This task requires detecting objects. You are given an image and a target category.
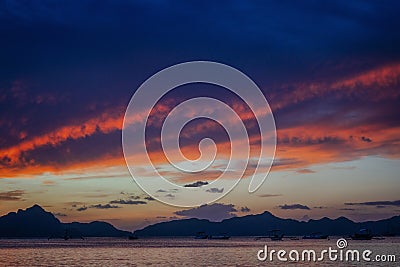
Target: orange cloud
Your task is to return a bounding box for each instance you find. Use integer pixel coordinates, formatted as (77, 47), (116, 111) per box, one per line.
(273, 123), (400, 171)
(0, 150), (125, 178)
(0, 108), (123, 164)
(1, 63), (399, 178)
(0, 106), (128, 178)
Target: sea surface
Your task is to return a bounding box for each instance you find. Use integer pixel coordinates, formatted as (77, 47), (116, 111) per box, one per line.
(0, 237), (398, 266)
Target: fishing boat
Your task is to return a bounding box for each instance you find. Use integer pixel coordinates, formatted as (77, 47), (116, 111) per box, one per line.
(269, 229), (284, 241)
(351, 229), (373, 240)
(255, 229), (284, 241)
(194, 231), (208, 239)
(63, 229), (71, 240)
(128, 235), (138, 240)
(48, 229), (84, 240)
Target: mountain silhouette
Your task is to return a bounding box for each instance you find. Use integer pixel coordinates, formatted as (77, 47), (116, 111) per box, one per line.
(0, 205), (129, 238)
(2, 205), (399, 238)
(134, 211), (400, 237)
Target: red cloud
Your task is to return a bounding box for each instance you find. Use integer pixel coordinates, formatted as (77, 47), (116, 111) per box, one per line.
(271, 63), (400, 110)
(1, 63), (399, 178)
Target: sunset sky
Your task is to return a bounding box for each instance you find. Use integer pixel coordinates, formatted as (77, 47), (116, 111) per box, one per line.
(1, 1), (400, 231)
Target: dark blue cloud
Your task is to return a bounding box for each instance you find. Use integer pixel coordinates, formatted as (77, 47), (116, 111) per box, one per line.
(345, 200), (400, 207)
(184, 181), (209, 187)
(109, 199), (147, 205)
(278, 204), (310, 210)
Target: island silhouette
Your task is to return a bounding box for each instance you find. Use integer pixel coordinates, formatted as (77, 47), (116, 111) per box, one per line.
(0, 205), (398, 238)
(0, 205), (129, 238)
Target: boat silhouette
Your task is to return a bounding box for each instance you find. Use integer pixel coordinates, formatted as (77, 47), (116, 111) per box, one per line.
(194, 231), (208, 239)
(351, 229), (373, 240)
(128, 235), (138, 240)
(269, 230), (284, 241)
(48, 228), (84, 240)
(255, 229), (284, 241)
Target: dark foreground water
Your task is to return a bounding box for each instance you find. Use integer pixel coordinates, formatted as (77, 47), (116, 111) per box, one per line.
(0, 237), (398, 266)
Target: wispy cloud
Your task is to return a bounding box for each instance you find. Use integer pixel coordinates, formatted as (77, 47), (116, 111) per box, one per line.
(144, 196), (155, 201)
(0, 190), (25, 201)
(313, 206), (328, 209)
(42, 180), (55, 185)
(240, 206), (251, 212)
(278, 204), (310, 210)
(64, 173), (128, 181)
(258, 194), (282, 198)
(361, 136), (372, 143)
(109, 199), (147, 205)
(90, 204), (120, 209)
(76, 203), (120, 211)
(345, 200), (400, 207)
(0, 108), (124, 173)
(76, 206), (88, 212)
(206, 187), (224, 193)
(296, 169), (315, 174)
(184, 181), (209, 187)
(271, 63), (400, 110)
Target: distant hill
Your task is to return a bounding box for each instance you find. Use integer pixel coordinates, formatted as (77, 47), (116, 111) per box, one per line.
(2, 205), (399, 238)
(64, 221), (129, 237)
(0, 205), (129, 238)
(134, 211), (400, 237)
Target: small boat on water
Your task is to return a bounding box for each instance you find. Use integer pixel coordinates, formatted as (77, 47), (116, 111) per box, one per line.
(63, 229), (71, 240)
(255, 229), (284, 241)
(269, 229), (284, 241)
(270, 234), (284, 241)
(351, 229), (373, 240)
(128, 235), (138, 240)
(48, 229), (84, 240)
(303, 232), (329, 239)
(194, 231), (208, 239)
(208, 233), (230, 240)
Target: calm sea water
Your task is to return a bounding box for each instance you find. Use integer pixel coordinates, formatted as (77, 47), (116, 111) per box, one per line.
(0, 237), (398, 266)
